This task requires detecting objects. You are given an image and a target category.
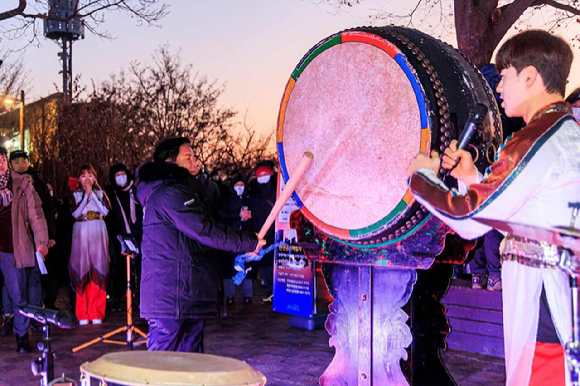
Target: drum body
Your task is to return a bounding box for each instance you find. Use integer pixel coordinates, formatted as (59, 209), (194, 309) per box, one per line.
(278, 26), (502, 249)
(80, 351), (266, 386)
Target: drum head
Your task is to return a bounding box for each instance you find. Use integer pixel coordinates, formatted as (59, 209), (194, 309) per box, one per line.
(80, 351), (267, 386)
(279, 31), (429, 240)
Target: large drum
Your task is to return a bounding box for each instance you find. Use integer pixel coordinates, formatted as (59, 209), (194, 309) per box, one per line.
(278, 26), (502, 248)
(80, 351), (266, 386)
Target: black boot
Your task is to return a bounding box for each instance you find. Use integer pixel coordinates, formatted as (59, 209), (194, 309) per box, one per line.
(0, 315), (13, 337)
(15, 333), (31, 353)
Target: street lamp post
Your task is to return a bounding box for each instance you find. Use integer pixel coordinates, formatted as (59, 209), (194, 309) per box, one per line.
(4, 90), (26, 150)
(19, 90), (25, 150)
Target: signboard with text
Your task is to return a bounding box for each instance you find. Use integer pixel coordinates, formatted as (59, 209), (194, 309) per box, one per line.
(273, 175), (315, 318)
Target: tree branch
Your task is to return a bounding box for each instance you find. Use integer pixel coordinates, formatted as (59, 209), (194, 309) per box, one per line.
(494, 0), (537, 40)
(0, 0), (27, 21)
(2, 0), (168, 46)
(541, 0), (580, 15)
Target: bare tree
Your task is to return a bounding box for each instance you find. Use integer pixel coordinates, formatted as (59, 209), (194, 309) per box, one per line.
(327, 0), (580, 67)
(29, 45), (275, 198)
(114, 45), (275, 174)
(0, 53), (29, 148)
(0, 53), (28, 110)
(217, 111), (276, 177)
(0, 0), (168, 43)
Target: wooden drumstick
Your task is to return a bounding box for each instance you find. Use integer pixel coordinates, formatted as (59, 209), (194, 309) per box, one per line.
(257, 152), (313, 241)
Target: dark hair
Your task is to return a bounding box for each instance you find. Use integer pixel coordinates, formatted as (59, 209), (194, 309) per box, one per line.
(566, 87), (580, 105)
(153, 137), (190, 163)
(496, 30), (572, 97)
(0, 146), (6, 157)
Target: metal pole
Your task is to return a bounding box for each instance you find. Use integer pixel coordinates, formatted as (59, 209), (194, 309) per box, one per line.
(19, 90), (24, 150)
(68, 40), (73, 101)
(568, 274), (580, 385)
(61, 38), (68, 102)
(41, 324), (54, 386)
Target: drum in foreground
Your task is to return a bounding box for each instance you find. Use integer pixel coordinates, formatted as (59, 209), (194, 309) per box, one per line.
(278, 26), (502, 248)
(80, 351), (266, 386)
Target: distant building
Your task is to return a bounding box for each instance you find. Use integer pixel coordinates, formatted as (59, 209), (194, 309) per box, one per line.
(0, 92), (62, 155)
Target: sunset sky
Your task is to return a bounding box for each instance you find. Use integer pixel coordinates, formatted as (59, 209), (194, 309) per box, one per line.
(3, 0), (580, 136)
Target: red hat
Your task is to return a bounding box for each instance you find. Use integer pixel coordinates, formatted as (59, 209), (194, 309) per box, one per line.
(255, 165), (274, 178)
(68, 177), (79, 192)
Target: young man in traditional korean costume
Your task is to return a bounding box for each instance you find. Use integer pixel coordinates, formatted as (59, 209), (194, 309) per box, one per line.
(406, 30), (580, 386)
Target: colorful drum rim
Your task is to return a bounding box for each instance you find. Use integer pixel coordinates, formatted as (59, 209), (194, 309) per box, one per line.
(277, 30), (431, 245)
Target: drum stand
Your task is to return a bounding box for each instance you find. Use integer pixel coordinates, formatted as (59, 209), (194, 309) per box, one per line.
(72, 253), (147, 353)
(560, 202), (580, 385)
(30, 324), (56, 386)
(557, 248), (580, 385)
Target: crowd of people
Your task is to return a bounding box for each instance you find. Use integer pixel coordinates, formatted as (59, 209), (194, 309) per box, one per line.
(0, 139), (275, 353)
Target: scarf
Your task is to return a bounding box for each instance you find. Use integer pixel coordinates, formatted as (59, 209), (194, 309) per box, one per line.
(116, 180), (137, 234)
(0, 170), (13, 207)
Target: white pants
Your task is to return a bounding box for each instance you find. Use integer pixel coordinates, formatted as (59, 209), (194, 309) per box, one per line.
(502, 261), (572, 386)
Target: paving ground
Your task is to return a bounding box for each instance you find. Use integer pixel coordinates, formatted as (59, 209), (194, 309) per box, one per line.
(0, 287), (505, 386)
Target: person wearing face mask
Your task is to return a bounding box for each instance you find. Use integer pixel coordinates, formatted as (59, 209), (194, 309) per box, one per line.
(216, 173), (254, 306)
(0, 146), (49, 352)
(69, 165), (110, 325)
(105, 163), (144, 312)
(246, 161), (277, 304)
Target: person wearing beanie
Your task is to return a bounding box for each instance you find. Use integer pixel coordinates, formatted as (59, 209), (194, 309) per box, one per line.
(105, 163), (143, 312)
(246, 161), (277, 304)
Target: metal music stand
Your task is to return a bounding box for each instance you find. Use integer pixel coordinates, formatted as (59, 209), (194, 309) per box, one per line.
(19, 305), (77, 386)
(72, 239), (146, 353)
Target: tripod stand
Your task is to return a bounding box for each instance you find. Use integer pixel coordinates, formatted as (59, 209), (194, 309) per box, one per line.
(72, 252), (147, 353)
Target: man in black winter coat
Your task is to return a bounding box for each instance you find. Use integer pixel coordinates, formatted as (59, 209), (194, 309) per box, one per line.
(136, 137), (263, 353)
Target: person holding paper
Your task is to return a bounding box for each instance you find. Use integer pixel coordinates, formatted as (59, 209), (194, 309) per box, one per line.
(0, 146), (49, 353)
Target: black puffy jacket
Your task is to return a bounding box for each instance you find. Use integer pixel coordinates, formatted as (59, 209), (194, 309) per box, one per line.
(136, 162), (258, 319)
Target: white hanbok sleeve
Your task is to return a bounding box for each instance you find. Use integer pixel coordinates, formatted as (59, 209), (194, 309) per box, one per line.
(93, 190), (109, 216)
(71, 191), (89, 219)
